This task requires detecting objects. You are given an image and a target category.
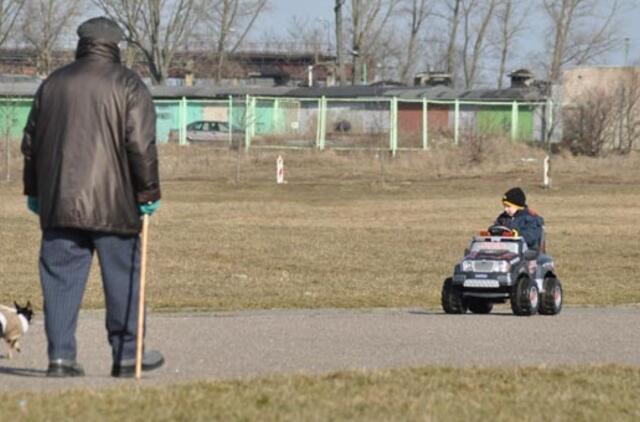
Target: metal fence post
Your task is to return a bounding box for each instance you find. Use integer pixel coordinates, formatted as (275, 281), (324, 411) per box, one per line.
(422, 98), (429, 150)
(454, 99), (460, 145)
(179, 97), (187, 145)
(273, 98), (279, 133)
(244, 95), (251, 150)
(389, 97), (398, 157)
(315, 98), (322, 149)
(319, 96), (327, 150)
(227, 95), (233, 146)
(511, 100), (519, 141)
(547, 99), (554, 144)
(389, 98), (394, 154)
(251, 96), (257, 138)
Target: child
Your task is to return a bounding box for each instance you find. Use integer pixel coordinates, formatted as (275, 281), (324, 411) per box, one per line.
(494, 187), (544, 250)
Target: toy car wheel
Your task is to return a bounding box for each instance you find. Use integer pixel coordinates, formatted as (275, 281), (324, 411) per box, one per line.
(466, 298), (493, 314)
(539, 277), (563, 315)
(510, 276), (539, 316)
(441, 278), (467, 314)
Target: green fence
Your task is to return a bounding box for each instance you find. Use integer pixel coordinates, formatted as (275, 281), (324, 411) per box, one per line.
(0, 95), (553, 154)
(162, 96), (552, 154)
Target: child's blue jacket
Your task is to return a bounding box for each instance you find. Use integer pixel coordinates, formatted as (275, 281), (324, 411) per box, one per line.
(494, 207), (544, 250)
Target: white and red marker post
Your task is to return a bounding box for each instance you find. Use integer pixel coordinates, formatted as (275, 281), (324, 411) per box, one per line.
(276, 155), (285, 184)
(543, 155), (551, 188)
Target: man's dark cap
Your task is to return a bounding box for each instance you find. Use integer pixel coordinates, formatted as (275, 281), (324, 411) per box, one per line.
(77, 17), (125, 43)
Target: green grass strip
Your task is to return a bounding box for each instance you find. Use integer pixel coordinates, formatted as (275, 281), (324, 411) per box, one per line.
(2, 365), (639, 421)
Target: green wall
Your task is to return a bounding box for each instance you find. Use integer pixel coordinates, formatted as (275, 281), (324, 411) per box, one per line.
(230, 99), (295, 135)
(0, 99), (33, 139)
(477, 105), (534, 140)
(0, 98), (204, 143)
(255, 99), (275, 134)
(1, 98), (538, 143)
(155, 101), (181, 142)
(154, 100), (205, 142)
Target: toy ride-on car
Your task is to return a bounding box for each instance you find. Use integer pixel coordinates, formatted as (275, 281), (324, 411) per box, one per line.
(441, 225), (563, 316)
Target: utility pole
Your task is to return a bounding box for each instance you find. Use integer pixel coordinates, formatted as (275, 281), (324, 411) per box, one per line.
(335, 0), (346, 85)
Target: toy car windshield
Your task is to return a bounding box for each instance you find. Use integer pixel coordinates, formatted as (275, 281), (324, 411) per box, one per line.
(469, 240), (519, 255)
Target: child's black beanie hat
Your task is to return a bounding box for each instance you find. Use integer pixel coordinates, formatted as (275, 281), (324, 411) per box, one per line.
(503, 187), (526, 207)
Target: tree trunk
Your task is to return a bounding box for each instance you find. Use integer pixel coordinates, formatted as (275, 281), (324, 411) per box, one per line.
(446, 0), (461, 83)
(351, 0), (361, 84)
(496, 0), (512, 89)
(548, 1), (571, 81)
(399, 0), (429, 85)
(465, 0), (496, 88)
(335, 0), (346, 86)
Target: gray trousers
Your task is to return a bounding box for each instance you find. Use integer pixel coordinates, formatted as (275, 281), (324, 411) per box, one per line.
(39, 228), (143, 364)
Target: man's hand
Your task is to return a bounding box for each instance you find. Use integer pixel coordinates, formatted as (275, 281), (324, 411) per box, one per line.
(139, 200), (160, 216)
(27, 196), (39, 215)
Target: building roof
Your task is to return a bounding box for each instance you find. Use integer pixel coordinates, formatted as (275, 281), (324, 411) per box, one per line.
(0, 81), (41, 97)
(285, 85), (388, 98)
(508, 68), (535, 78)
(374, 86), (547, 101)
(455, 87), (547, 101)
(0, 79), (548, 102)
(150, 85), (291, 98)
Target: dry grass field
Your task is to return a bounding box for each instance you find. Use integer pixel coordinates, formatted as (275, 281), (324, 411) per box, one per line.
(1, 141), (639, 311)
(1, 142), (639, 420)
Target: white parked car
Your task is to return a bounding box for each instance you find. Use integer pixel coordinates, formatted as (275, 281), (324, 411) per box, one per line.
(168, 120), (243, 146)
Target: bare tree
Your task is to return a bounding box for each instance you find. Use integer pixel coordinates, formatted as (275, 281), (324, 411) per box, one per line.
(285, 17), (331, 62)
(398, 0), (431, 84)
(335, 0), (346, 85)
(543, 0), (623, 81)
(563, 70), (640, 156)
(493, 0), (530, 88)
(349, 0), (397, 84)
(439, 0), (462, 80)
(613, 69), (640, 154)
(0, 0), (26, 47)
(0, 0), (26, 182)
(93, 0), (199, 85)
(460, 0), (496, 89)
(562, 88), (612, 156)
(20, 0), (83, 76)
(202, 0), (268, 83)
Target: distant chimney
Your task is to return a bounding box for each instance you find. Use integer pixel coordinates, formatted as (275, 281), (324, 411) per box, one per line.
(184, 72), (194, 87)
(414, 71), (452, 87)
(184, 58), (195, 87)
(508, 69), (535, 88)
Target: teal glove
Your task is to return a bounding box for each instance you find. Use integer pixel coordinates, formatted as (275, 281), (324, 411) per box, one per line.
(139, 200), (160, 216)
(27, 196), (39, 215)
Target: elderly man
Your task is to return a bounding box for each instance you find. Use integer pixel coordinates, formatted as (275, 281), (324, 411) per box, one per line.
(22, 17), (163, 377)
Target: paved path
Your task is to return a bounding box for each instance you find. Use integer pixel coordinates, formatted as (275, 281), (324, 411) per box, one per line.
(1, 306), (639, 392)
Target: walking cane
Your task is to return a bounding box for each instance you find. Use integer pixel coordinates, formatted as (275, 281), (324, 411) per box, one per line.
(135, 214), (150, 380)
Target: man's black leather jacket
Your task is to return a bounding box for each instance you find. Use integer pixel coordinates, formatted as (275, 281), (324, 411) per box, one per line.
(22, 38), (160, 235)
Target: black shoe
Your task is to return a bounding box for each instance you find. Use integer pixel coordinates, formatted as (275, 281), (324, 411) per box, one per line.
(47, 359), (85, 377)
(111, 350), (164, 378)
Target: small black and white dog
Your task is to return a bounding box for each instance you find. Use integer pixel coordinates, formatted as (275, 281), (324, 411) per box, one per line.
(0, 301), (34, 359)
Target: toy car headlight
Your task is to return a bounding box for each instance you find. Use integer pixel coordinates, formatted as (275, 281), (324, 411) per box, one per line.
(461, 260), (473, 272)
(495, 261), (511, 272)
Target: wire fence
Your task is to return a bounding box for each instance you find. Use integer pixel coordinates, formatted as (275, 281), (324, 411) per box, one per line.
(158, 96), (553, 154)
